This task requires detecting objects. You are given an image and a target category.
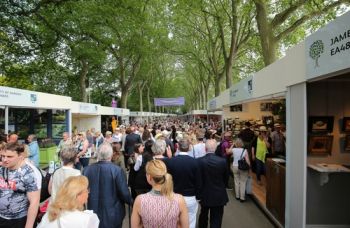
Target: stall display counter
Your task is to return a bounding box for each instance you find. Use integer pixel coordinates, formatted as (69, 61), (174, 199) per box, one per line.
(266, 158), (286, 226)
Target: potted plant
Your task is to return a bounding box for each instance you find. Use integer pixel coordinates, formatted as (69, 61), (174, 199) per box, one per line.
(39, 138), (58, 165)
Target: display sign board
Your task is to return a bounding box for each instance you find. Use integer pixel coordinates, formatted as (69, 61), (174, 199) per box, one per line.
(306, 11), (350, 80)
(0, 86), (39, 107)
(191, 110), (208, 115)
(114, 108), (130, 116)
(208, 98), (217, 110)
(154, 97), (185, 106)
(79, 103), (98, 114)
(229, 76), (253, 104)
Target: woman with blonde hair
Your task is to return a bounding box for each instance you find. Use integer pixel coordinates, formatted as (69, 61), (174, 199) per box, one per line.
(131, 160), (188, 228)
(75, 131), (90, 170)
(38, 176), (99, 228)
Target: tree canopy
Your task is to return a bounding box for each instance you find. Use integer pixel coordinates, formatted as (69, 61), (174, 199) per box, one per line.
(0, 0), (348, 112)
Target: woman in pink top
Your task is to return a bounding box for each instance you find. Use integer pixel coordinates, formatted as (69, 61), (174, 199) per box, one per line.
(131, 160), (189, 228)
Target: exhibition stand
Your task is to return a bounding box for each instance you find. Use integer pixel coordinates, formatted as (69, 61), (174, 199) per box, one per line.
(0, 86), (72, 140)
(71, 101), (100, 133)
(72, 102), (130, 133)
(0, 86), (131, 139)
(180, 110), (222, 123)
(129, 111), (176, 124)
(207, 10), (350, 228)
(286, 11), (350, 228)
(99, 106), (130, 133)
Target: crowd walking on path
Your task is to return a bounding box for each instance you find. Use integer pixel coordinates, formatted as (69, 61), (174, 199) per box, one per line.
(0, 116), (283, 228)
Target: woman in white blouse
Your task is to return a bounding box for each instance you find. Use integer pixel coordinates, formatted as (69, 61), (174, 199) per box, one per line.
(231, 138), (251, 202)
(48, 146), (81, 202)
(38, 176), (99, 228)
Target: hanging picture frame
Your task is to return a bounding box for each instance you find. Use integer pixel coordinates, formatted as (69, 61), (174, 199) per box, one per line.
(342, 117), (350, 132)
(308, 135), (333, 156)
(308, 116), (334, 133)
(344, 135), (350, 151)
(260, 102), (273, 111)
(262, 115), (274, 125)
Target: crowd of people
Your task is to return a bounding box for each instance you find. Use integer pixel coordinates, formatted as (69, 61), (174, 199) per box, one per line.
(0, 118), (285, 228)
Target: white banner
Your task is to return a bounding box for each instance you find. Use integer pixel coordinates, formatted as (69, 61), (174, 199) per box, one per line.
(208, 99), (217, 110)
(229, 76), (253, 104)
(79, 103), (98, 114)
(114, 108), (129, 116)
(306, 11), (350, 80)
(0, 86), (38, 107)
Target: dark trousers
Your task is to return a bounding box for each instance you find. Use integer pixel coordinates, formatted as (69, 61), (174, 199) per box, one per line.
(198, 205), (224, 228)
(75, 157), (90, 170)
(224, 156), (233, 188)
(255, 159), (266, 181)
(0, 216), (26, 228)
(124, 154), (130, 170)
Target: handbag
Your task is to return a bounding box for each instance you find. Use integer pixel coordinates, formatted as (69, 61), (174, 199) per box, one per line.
(238, 149), (250, 171)
(246, 175), (252, 194)
(82, 147), (92, 158)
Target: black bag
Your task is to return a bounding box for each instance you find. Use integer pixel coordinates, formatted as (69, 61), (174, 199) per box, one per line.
(35, 167), (51, 202)
(215, 142), (223, 157)
(238, 149), (250, 171)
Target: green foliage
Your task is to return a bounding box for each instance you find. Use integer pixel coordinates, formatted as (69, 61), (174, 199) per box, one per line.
(0, 75), (33, 90)
(39, 138), (56, 148)
(0, 0), (348, 113)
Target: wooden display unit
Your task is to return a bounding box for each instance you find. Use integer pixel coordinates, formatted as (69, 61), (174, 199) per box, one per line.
(266, 158), (286, 225)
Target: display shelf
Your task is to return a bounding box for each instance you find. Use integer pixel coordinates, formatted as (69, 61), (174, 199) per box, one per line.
(307, 163), (350, 186)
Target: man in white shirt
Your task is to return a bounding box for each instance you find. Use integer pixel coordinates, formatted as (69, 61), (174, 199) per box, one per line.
(191, 134), (206, 159)
(57, 132), (72, 155)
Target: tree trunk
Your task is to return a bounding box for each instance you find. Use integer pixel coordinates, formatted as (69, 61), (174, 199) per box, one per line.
(147, 86), (151, 112)
(201, 85), (205, 109)
(117, 55), (142, 109)
(214, 76), (221, 96)
(79, 59), (89, 102)
(198, 87), (203, 109)
(255, 0), (277, 66)
(203, 83), (208, 109)
(139, 86), (143, 112)
(120, 88), (128, 108)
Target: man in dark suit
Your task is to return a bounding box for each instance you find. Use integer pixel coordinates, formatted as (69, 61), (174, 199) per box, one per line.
(124, 126), (142, 168)
(198, 139), (229, 228)
(164, 138), (202, 228)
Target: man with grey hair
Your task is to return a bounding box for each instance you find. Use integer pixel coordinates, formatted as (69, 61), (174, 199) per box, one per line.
(164, 138), (201, 228)
(152, 139), (172, 159)
(56, 132), (72, 156)
(83, 143), (132, 228)
(198, 139), (229, 228)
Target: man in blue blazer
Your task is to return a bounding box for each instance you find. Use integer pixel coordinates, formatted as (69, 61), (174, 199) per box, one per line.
(198, 139), (229, 228)
(84, 143), (132, 228)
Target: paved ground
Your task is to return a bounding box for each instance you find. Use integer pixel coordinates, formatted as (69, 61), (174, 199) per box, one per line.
(122, 190), (274, 228)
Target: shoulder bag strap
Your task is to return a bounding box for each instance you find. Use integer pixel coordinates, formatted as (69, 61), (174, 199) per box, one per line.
(240, 148), (245, 159)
